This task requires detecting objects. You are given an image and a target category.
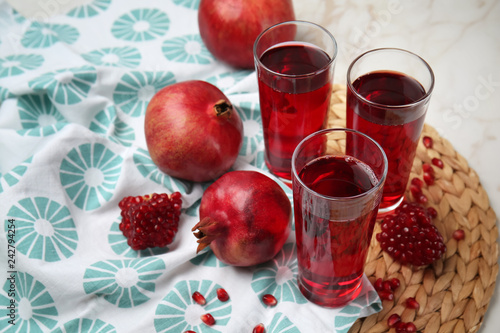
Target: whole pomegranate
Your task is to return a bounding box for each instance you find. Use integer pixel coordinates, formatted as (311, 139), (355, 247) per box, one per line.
(198, 0), (295, 69)
(192, 170), (292, 266)
(145, 80), (243, 182)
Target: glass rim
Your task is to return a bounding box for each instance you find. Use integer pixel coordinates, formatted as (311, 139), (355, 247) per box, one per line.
(253, 20), (338, 79)
(346, 47), (435, 109)
(291, 128), (388, 202)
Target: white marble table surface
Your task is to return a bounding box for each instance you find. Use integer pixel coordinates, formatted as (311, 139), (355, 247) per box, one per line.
(7, 0), (500, 332)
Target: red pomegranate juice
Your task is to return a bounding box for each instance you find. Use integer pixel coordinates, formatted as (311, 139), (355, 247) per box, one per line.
(295, 155), (379, 307)
(346, 70), (427, 210)
(258, 42), (332, 181)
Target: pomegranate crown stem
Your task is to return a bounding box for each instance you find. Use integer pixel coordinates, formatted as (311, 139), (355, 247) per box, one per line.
(214, 99), (233, 118)
(192, 216), (219, 253)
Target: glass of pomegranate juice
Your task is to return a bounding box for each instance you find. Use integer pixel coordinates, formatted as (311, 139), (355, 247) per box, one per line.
(292, 128), (387, 307)
(346, 48), (435, 214)
(254, 21), (337, 184)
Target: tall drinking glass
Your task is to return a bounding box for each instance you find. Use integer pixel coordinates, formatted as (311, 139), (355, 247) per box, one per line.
(254, 21), (337, 184)
(292, 128), (387, 308)
(346, 48), (434, 213)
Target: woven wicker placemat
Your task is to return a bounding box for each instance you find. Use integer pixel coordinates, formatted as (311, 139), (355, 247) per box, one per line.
(328, 85), (499, 333)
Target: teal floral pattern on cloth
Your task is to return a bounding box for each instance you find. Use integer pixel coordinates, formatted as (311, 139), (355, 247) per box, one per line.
(81, 46), (141, 68)
(133, 148), (192, 195)
(17, 93), (66, 136)
(190, 249), (229, 268)
(172, 0), (200, 10)
(237, 101), (264, 157)
(111, 8), (170, 42)
(0, 156), (32, 193)
(0, 272), (59, 331)
(89, 106), (135, 146)
(162, 34), (213, 64)
(251, 243), (307, 305)
(83, 258), (166, 308)
(112, 71), (175, 116)
(0, 0), (382, 331)
(28, 65), (97, 105)
(21, 22), (79, 48)
(268, 313), (301, 333)
(5, 197), (78, 262)
(0, 54), (44, 77)
(334, 290), (381, 333)
(59, 142), (123, 211)
(51, 318), (116, 333)
(66, 0), (112, 18)
(154, 280), (232, 332)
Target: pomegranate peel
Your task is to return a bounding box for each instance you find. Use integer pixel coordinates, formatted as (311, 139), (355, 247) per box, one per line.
(144, 80), (243, 182)
(192, 170), (292, 267)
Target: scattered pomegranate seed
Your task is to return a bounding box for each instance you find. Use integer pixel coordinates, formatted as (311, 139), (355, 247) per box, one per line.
(415, 193), (428, 204)
(374, 278), (383, 291)
(378, 290), (394, 301)
(411, 177), (424, 189)
(200, 313), (215, 326)
(423, 136), (433, 148)
(427, 207), (438, 219)
(422, 163), (434, 174)
(184, 331), (196, 333)
(262, 294), (278, 307)
(383, 280), (393, 292)
(216, 288), (229, 302)
(432, 157), (444, 169)
(405, 297), (420, 310)
(410, 184), (423, 199)
(423, 172), (434, 186)
(253, 323), (265, 333)
(396, 322), (417, 333)
(192, 291), (206, 305)
(390, 278), (400, 290)
(453, 229), (465, 241)
(387, 313), (402, 328)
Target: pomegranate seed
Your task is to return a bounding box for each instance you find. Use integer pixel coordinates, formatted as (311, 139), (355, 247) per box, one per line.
(184, 331), (196, 333)
(410, 184), (423, 198)
(200, 313), (215, 326)
(262, 294), (278, 307)
(378, 290), (394, 301)
(404, 322), (417, 332)
(416, 193), (428, 204)
(390, 278), (400, 290)
(216, 288), (229, 302)
(423, 136), (433, 148)
(387, 313), (401, 328)
(192, 291), (206, 305)
(374, 278), (383, 291)
(432, 157), (444, 169)
(423, 172), (434, 185)
(410, 177), (424, 189)
(405, 297), (420, 310)
(453, 229), (465, 241)
(383, 280), (393, 292)
(422, 163), (434, 174)
(427, 207), (438, 219)
(253, 323), (265, 333)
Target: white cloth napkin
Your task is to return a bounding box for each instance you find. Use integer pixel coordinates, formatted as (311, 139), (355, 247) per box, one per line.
(0, 1), (381, 332)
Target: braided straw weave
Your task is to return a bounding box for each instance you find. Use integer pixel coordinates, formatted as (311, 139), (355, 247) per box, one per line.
(327, 85), (499, 333)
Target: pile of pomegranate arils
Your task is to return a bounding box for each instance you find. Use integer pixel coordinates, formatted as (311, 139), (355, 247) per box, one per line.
(374, 135), (466, 333)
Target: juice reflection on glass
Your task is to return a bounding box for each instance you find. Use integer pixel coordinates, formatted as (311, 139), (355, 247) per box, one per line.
(346, 48), (434, 213)
(292, 128), (387, 308)
(254, 21), (337, 183)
